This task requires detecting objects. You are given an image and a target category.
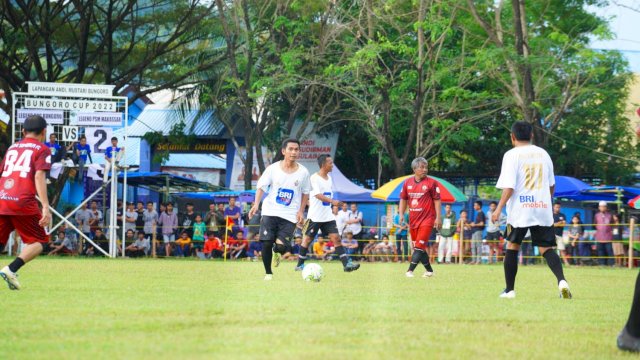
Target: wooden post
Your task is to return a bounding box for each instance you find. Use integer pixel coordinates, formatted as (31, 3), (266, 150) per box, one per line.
(629, 217), (636, 269)
(223, 216), (229, 262)
(459, 233), (464, 264)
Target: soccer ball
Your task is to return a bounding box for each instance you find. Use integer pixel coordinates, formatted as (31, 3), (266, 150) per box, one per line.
(301, 263), (324, 282)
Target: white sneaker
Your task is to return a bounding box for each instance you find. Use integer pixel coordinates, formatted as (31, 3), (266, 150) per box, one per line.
(264, 274), (273, 281)
(0, 266), (20, 290)
(558, 280), (572, 299)
(422, 271), (434, 278)
(499, 290), (516, 299)
(405, 271), (414, 278)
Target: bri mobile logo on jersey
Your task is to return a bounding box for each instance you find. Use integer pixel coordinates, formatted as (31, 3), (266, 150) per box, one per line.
(276, 188), (295, 206)
(519, 195), (548, 209)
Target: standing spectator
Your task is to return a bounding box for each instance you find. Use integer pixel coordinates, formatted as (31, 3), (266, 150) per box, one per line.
(612, 213), (626, 267)
(594, 201), (614, 266)
(485, 201), (505, 263)
(175, 231), (192, 257)
(157, 202), (178, 257)
(143, 202), (158, 241)
(224, 197), (243, 233)
(73, 135), (92, 183)
(204, 203), (223, 236)
(179, 203), (197, 238)
(88, 201), (103, 238)
(334, 204), (348, 237)
(469, 201), (485, 265)
(568, 215), (587, 265)
(135, 201), (145, 233)
(192, 214), (207, 255)
(457, 210), (472, 262)
(246, 202), (262, 239)
(62, 209), (78, 246)
(375, 235), (395, 262)
(125, 230), (150, 258)
(553, 202), (570, 266)
(346, 203), (364, 244)
(438, 204), (456, 264)
(124, 202), (137, 233)
(215, 203), (227, 235)
(246, 233), (263, 261)
(313, 236), (327, 259)
(103, 137), (124, 183)
(75, 203), (93, 241)
(393, 210), (410, 262)
(203, 231), (223, 259)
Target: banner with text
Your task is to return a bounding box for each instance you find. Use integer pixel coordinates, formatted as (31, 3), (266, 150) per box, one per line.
(70, 111), (123, 127)
(16, 109), (64, 124)
(290, 120), (339, 174)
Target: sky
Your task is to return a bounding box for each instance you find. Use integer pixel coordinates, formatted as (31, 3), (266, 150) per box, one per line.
(589, 0), (640, 73)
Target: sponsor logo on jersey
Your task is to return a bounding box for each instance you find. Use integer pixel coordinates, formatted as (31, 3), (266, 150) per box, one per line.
(519, 195), (548, 209)
(276, 188), (295, 206)
(408, 185), (413, 189)
(0, 189), (19, 201)
(422, 185), (427, 191)
(435, 186), (440, 193)
(3, 178), (14, 190)
(322, 192), (332, 206)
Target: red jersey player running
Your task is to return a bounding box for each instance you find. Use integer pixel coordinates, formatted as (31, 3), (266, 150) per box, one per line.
(399, 157), (441, 278)
(0, 115), (52, 290)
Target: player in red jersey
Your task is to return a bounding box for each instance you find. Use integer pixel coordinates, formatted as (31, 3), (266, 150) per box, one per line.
(0, 115), (52, 290)
(399, 157), (441, 278)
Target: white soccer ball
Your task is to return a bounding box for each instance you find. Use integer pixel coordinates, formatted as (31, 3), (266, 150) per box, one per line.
(301, 263), (324, 282)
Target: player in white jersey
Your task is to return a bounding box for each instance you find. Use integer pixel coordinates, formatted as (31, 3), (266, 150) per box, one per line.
(493, 122), (571, 299)
(249, 138), (310, 281)
(295, 155), (360, 272)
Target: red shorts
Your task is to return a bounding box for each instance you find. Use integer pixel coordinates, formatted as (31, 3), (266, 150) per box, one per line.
(0, 214), (48, 245)
(410, 224), (434, 251)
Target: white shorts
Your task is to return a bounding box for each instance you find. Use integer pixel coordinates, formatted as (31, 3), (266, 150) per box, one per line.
(163, 234), (175, 244)
(555, 235), (565, 251)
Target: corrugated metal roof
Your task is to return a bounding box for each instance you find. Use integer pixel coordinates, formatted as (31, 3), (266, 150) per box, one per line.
(162, 154), (226, 169)
(127, 109), (225, 137)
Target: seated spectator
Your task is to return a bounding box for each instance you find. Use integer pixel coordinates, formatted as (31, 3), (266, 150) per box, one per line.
(363, 238), (377, 262)
(229, 231), (248, 259)
(87, 228), (108, 256)
(246, 233), (263, 261)
(375, 235), (395, 262)
(323, 239), (335, 261)
(49, 231), (75, 256)
(192, 214), (207, 256)
(120, 229), (136, 255)
(283, 235), (302, 261)
(175, 231), (192, 257)
(203, 231), (224, 259)
(313, 236), (326, 260)
(126, 231), (150, 258)
(342, 230), (359, 256)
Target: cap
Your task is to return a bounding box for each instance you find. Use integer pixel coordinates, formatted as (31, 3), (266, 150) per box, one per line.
(598, 201), (607, 207)
(23, 115), (47, 132)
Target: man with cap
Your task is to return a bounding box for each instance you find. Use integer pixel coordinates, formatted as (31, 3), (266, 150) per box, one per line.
(594, 201), (614, 266)
(0, 115), (52, 290)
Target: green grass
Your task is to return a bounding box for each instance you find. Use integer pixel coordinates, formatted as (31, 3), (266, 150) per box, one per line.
(0, 257), (638, 359)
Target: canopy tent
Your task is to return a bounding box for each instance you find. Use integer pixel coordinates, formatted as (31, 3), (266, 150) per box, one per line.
(331, 165), (382, 202)
(117, 172), (222, 197)
(553, 176), (591, 198)
(371, 175), (467, 203)
(559, 185), (640, 204)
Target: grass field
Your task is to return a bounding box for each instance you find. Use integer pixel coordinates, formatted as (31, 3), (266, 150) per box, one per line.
(0, 257), (638, 360)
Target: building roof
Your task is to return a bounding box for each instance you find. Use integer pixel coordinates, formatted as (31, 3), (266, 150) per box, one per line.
(127, 108), (225, 137)
(162, 154), (226, 169)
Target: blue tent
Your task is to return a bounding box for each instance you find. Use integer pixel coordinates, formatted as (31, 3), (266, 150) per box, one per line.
(559, 185), (640, 203)
(553, 176), (591, 198)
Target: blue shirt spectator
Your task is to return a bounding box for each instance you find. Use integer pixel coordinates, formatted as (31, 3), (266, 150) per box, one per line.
(76, 143), (91, 162)
(105, 146), (121, 159)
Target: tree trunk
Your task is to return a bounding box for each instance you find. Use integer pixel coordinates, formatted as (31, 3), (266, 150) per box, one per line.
(243, 137), (254, 191)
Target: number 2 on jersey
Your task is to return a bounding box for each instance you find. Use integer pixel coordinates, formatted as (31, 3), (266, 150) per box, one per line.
(523, 163), (543, 190)
(2, 149), (33, 178)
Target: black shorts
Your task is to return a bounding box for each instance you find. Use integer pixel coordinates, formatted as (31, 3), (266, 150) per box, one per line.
(486, 231), (501, 241)
(259, 216), (296, 243)
(505, 225), (556, 248)
(302, 219), (339, 238)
